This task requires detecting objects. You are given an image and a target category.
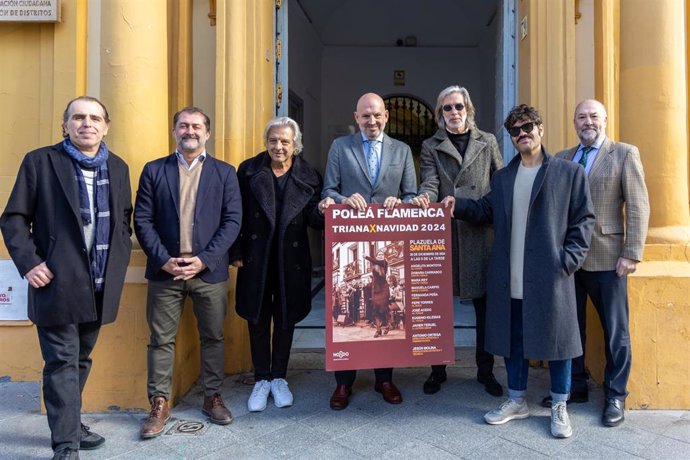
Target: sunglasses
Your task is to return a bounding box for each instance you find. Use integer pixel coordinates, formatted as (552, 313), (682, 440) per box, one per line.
(442, 103), (465, 112)
(507, 122), (535, 137)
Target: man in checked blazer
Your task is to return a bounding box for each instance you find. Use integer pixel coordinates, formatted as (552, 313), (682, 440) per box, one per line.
(542, 99), (650, 427)
(320, 92), (417, 410)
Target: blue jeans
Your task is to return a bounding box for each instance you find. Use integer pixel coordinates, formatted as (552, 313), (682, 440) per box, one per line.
(505, 299), (571, 402)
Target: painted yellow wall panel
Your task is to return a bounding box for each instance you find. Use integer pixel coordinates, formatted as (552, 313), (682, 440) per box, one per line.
(627, 262), (690, 409)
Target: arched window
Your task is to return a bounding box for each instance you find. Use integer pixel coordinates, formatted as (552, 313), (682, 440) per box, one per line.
(383, 95), (437, 176)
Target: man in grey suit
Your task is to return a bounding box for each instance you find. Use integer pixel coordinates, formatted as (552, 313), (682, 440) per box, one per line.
(541, 99), (650, 427)
(319, 92), (417, 410)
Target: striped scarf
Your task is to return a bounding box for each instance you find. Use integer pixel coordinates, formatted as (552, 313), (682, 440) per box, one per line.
(62, 138), (111, 293)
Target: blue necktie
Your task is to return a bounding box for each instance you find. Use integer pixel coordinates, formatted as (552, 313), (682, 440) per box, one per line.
(367, 140), (380, 183)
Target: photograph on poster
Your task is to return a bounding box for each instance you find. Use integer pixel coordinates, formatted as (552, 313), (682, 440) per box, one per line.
(331, 240), (406, 343)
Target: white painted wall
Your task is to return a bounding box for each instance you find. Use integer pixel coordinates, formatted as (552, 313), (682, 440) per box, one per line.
(319, 46), (482, 161)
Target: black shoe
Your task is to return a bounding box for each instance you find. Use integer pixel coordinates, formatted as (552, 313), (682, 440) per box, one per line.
(423, 370), (447, 394)
(602, 398), (625, 427)
(540, 389), (589, 408)
(79, 424), (105, 450)
(52, 449), (79, 460)
(477, 373), (503, 397)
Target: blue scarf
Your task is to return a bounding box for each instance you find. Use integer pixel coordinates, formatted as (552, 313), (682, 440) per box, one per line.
(62, 138), (111, 293)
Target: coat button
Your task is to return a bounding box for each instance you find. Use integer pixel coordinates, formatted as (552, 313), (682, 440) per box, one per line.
(294, 265), (301, 270)
(254, 212), (260, 218)
(251, 234), (257, 240)
(292, 242), (298, 247)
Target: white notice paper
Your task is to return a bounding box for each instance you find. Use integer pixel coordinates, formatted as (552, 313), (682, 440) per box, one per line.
(0, 260), (29, 321)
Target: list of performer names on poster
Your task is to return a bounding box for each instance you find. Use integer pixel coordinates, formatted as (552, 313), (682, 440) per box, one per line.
(409, 239), (446, 356)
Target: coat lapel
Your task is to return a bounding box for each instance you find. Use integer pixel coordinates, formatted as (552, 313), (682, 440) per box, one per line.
(587, 138), (614, 187)
(248, 155), (276, 228)
(528, 150), (550, 209)
(48, 146), (82, 224)
(350, 134), (372, 184)
(377, 134), (395, 187)
(502, 156), (520, 230)
(194, 156), (215, 220)
(106, 154), (119, 235)
(279, 157), (316, 232)
(164, 154), (180, 218)
(460, 130), (487, 173)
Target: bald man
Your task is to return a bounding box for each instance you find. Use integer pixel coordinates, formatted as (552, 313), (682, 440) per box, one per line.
(542, 99), (649, 427)
(320, 93), (417, 410)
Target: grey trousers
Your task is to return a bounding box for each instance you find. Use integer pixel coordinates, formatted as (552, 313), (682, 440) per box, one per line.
(146, 278), (228, 399)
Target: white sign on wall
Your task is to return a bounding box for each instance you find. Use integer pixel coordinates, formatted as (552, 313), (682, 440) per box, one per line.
(0, 260), (29, 321)
(0, 0), (60, 23)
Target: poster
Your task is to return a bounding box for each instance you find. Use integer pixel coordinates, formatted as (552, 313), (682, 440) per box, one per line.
(0, 260), (29, 321)
(325, 203), (454, 371)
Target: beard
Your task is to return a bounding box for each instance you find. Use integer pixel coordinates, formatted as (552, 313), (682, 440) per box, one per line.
(578, 128), (599, 146)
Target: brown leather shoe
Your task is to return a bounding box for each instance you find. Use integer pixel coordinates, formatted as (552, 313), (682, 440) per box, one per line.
(374, 381), (403, 404)
(141, 396), (170, 439)
(203, 393), (233, 425)
(329, 384), (352, 410)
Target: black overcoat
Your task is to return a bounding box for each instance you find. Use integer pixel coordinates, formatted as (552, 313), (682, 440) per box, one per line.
(232, 152), (324, 327)
(455, 148), (595, 360)
(0, 143), (133, 327)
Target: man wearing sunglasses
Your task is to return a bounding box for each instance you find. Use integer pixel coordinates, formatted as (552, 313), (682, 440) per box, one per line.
(540, 100), (649, 427)
(443, 104), (594, 438)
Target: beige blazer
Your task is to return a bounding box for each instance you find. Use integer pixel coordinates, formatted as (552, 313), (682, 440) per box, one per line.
(557, 137), (650, 271)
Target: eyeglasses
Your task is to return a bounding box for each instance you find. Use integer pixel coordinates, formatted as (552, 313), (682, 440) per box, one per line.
(442, 103), (465, 112)
(507, 122), (535, 137)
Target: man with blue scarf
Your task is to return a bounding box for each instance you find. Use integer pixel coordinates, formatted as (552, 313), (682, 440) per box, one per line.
(1, 96), (133, 460)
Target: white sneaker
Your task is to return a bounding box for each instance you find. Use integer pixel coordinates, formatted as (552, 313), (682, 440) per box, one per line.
(270, 378), (294, 408)
(484, 398), (530, 425)
(551, 401), (573, 438)
(247, 380), (271, 412)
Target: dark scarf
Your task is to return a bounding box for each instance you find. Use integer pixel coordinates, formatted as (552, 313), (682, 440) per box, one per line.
(62, 138), (111, 293)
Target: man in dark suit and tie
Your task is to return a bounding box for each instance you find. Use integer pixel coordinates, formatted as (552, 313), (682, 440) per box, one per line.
(319, 92), (417, 410)
(134, 107), (242, 438)
(541, 99), (650, 427)
(1, 96), (133, 459)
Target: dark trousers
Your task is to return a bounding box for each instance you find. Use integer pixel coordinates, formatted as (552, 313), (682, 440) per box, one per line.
(572, 269), (631, 400)
(248, 282), (295, 381)
(335, 368), (393, 386)
(36, 319), (102, 452)
(432, 296), (494, 376)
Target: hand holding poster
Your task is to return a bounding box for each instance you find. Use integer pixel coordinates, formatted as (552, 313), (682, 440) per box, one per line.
(325, 203), (454, 371)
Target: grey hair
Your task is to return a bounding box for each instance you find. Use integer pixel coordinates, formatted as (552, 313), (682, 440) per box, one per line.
(434, 85), (476, 131)
(263, 116), (303, 154)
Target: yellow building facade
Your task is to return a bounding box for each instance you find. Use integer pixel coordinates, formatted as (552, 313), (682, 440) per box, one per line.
(0, 0), (688, 410)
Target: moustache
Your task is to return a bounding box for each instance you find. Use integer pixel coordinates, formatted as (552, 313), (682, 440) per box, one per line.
(182, 135), (199, 140)
(517, 135), (532, 142)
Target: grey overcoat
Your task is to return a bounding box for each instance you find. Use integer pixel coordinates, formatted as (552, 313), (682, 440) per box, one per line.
(419, 128), (503, 298)
(455, 148), (595, 360)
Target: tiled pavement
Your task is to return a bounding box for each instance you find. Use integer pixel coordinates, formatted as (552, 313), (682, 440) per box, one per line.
(1, 349), (689, 459)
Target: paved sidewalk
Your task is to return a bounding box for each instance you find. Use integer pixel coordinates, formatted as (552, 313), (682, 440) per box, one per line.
(1, 349), (688, 459)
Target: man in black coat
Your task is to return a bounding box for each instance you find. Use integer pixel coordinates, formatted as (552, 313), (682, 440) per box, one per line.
(135, 107), (242, 437)
(1, 96), (133, 459)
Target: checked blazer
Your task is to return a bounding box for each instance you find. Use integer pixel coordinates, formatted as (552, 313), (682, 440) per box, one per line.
(557, 137), (650, 271)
